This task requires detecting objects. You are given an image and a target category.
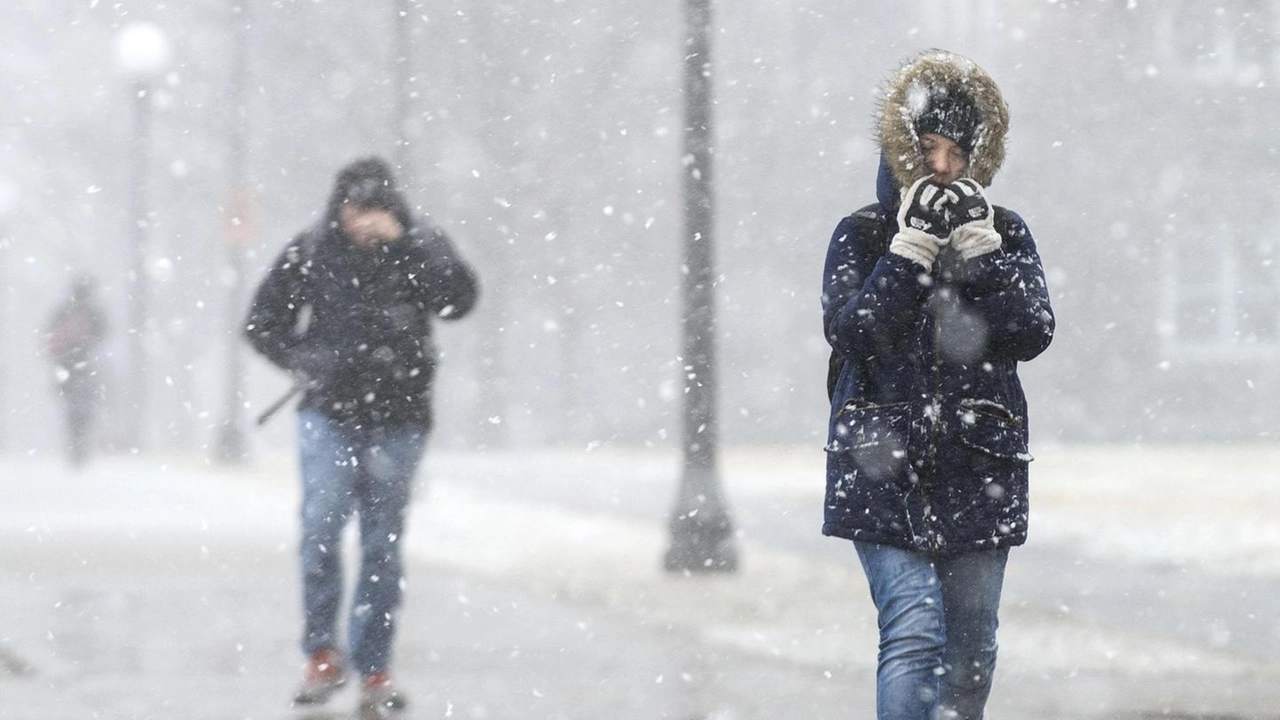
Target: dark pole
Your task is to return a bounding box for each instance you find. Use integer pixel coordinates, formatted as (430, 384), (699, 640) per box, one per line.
(392, 0), (412, 177)
(0, 215), (8, 455)
(214, 0), (251, 464)
(664, 0), (737, 574)
(0, 179), (14, 455)
(126, 77), (152, 451)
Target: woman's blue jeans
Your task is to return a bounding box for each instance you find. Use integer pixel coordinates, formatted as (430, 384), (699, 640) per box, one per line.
(297, 409), (428, 676)
(854, 542), (1009, 720)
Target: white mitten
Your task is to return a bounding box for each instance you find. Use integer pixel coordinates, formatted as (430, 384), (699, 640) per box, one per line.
(890, 176), (950, 270)
(945, 178), (1001, 260)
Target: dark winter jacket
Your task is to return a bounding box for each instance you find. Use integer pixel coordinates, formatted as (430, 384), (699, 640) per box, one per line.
(244, 212), (478, 429)
(46, 283), (108, 397)
(821, 52), (1054, 555)
(46, 292), (107, 371)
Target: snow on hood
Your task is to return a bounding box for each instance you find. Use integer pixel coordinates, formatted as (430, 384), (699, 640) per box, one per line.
(877, 49), (1010, 189)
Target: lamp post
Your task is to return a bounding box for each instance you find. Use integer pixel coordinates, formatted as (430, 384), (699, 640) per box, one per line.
(0, 176), (16, 455)
(392, 0), (413, 176)
(214, 1), (252, 464)
(663, 0), (737, 574)
(113, 22), (171, 452)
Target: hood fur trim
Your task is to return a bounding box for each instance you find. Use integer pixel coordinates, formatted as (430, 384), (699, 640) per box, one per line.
(877, 49), (1009, 189)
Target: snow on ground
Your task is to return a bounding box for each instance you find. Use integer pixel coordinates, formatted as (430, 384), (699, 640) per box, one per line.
(700, 443), (1280, 577)
(1031, 444), (1280, 577)
(6, 442), (1279, 684)
(409, 445), (1275, 678)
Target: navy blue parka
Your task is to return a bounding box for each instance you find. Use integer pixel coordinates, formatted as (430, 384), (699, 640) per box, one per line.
(821, 158), (1054, 555)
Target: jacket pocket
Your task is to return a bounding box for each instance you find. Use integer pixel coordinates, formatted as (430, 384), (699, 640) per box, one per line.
(955, 398), (1031, 461)
(828, 400), (911, 482)
(830, 400), (910, 448)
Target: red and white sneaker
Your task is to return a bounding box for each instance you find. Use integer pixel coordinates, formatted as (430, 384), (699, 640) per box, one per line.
(359, 671), (408, 712)
(292, 647), (348, 705)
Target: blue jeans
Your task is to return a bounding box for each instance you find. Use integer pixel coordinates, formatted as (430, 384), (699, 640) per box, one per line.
(854, 542), (1009, 720)
(298, 409), (428, 676)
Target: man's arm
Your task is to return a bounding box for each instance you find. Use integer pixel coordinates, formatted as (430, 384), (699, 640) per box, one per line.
(407, 225), (480, 321)
(243, 238), (310, 371)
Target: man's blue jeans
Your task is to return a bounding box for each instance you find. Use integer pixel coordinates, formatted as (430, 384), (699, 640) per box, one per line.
(298, 409), (428, 676)
(854, 542), (1009, 720)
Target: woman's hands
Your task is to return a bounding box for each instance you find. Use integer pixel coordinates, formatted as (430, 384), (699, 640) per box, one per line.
(889, 177), (1002, 269)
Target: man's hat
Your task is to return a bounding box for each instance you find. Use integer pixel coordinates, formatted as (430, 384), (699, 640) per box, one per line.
(330, 156), (402, 212)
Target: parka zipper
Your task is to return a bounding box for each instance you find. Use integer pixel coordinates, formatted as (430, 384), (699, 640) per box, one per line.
(921, 286), (946, 553)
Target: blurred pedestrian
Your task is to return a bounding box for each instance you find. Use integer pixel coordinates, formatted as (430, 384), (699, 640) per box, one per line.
(44, 276), (108, 467)
(244, 157), (479, 713)
(821, 49), (1055, 720)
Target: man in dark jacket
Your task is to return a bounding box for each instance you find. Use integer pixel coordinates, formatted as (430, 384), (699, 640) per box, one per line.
(821, 50), (1054, 720)
(244, 157), (478, 712)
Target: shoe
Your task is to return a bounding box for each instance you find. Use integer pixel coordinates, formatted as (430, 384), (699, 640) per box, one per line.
(359, 672), (408, 712)
(292, 647), (348, 705)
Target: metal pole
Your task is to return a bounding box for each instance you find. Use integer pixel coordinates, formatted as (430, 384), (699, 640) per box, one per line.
(215, 0), (251, 464)
(392, 0), (412, 177)
(126, 78), (151, 451)
(664, 0), (737, 574)
(0, 219), (7, 454)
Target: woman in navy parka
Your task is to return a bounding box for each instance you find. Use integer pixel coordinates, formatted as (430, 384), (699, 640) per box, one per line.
(821, 50), (1054, 719)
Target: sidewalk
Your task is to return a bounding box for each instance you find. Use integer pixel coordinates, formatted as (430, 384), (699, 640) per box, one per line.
(0, 508), (872, 720)
(1, 454), (875, 719)
(3, 445), (1280, 719)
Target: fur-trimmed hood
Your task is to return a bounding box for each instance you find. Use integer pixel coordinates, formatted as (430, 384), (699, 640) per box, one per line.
(877, 49), (1009, 189)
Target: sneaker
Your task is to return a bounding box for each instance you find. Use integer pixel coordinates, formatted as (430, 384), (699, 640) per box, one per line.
(292, 647), (348, 705)
(359, 672), (408, 712)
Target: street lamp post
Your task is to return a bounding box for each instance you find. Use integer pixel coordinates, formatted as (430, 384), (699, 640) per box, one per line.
(214, 1), (252, 464)
(0, 176), (17, 455)
(114, 22), (171, 452)
(392, 0), (413, 176)
(663, 0), (737, 574)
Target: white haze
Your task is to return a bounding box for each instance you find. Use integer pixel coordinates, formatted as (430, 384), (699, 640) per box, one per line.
(0, 1), (1274, 455)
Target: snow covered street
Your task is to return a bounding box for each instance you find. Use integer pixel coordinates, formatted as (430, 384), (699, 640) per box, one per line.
(3, 444), (1280, 718)
(8, 2), (1280, 718)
